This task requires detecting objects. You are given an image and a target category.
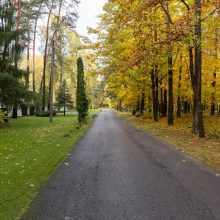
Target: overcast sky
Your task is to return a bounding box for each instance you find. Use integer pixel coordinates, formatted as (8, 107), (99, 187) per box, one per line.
(76, 0), (107, 36)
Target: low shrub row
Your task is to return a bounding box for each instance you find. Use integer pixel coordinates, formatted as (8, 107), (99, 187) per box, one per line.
(35, 111), (57, 117)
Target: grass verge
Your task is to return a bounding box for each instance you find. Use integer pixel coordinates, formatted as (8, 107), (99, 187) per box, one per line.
(117, 111), (220, 174)
(0, 115), (93, 220)
(88, 108), (102, 113)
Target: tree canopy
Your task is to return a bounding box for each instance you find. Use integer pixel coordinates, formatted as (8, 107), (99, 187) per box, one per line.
(91, 0), (220, 137)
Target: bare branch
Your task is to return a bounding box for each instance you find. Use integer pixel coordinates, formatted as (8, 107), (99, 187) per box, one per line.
(180, 0), (190, 11)
(158, 1), (173, 25)
(201, 6), (220, 22)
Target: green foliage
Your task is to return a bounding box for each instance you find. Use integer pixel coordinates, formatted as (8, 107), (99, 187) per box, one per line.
(0, 74), (16, 103)
(0, 73), (31, 106)
(0, 109), (5, 124)
(76, 57), (89, 123)
(35, 111), (56, 117)
(56, 80), (73, 114)
(0, 1), (25, 69)
(0, 108), (8, 124)
(0, 0), (29, 109)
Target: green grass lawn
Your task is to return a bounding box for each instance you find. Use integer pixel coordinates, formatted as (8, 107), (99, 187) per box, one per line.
(0, 115), (93, 220)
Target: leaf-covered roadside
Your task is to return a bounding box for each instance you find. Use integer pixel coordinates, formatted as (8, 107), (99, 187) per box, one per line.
(118, 112), (220, 174)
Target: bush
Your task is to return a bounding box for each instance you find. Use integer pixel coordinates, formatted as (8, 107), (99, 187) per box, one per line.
(0, 110), (4, 124)
(0, 108), (8, 123)
(35, 111), (56, 117)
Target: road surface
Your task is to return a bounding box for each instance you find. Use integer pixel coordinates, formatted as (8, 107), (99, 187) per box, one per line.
(22, 109), (220, 220)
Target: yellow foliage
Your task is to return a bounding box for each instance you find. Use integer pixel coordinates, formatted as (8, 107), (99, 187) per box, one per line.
(0, 109), (7, 124)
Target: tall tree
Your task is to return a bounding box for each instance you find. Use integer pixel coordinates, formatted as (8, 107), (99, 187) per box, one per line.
(32, 0), (44, 94)
(56, 80), (73, 116)
(192, 0), (205, 137)
(76, 57), (88, 124)
(42, 0), (55, 111)
(49, 39), (55, 122)
(210, 28), (218, 115)
(165, 1), (174, 125)
(0, 0), (28, 118)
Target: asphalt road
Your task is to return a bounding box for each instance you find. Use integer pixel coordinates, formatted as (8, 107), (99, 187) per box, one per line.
(22, 109), (220, 220)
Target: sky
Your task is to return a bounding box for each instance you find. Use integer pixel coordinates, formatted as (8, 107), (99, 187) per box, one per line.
(76, 0), (107, 36)
(35, 0), (106, 54)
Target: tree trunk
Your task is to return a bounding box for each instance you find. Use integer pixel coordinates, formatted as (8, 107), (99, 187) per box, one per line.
(33, 22), (36, 93)
(163, 90), (167, 117)
(166, 1), (174, 125)
(150, 68), (158, 122)
(60, 56), (63, 93)
(47, 0), (63, 111)
(192, 0), (205, 137)
(49, 0), (64, 116)
(14, 0), (21, 68)
(12, 106), (18, 119)
(155, 66), (159, 117)
(49, 40), (55, 122)
(26, 21), (30, 90)
(211, 29), (218, 116)
(211, 72), (216, 116)
(177, 97), (181, 118)
(177, 53), (183, 118)
(168, 54), (173, 125)
(13, 0), (21, 117)
(32, 1), (43, 93)
(118, 99), (122, 111)
(159, 80), (164, 117)
(140, 92), (145, 114)
(42, 3), (54, 111)
(64, 82), (66, 116)
(48, 72), (52, 110)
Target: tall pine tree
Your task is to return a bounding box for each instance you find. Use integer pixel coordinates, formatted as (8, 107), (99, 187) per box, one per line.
(56, 80), (73, 116)
(76, 57), (88, 124)
(0, 0), (28, 118)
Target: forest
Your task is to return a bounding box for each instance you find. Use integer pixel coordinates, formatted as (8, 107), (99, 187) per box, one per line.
(0, 0), (104, 123)
(91, 0), (220, 138)
(0, 0), (220, 138)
